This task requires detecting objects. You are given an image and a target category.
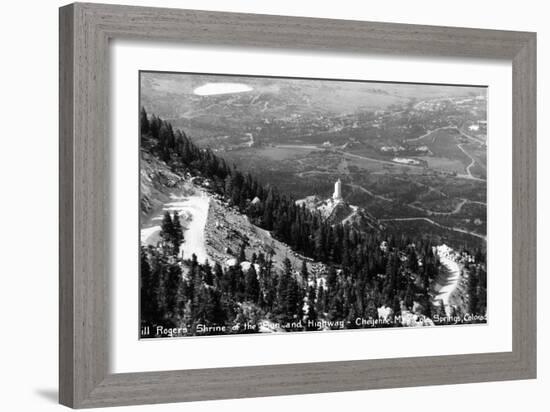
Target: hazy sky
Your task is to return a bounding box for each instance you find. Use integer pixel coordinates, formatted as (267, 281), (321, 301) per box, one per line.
(141, 71), (486, 99)
(140, 71), (486, 119)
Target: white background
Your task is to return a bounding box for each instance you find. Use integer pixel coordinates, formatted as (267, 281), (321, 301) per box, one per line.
(111, 42), (512, 373)
(0, 0), (547, 411)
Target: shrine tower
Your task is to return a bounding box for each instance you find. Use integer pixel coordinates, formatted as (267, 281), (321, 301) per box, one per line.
(333, 179), (343, 202)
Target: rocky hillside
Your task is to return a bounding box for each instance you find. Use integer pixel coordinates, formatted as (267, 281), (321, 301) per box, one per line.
(141, 150), (325, 274)
(296, 195), (383, 232)
(140, 150), (187, 218)
(204, 194), (325, 273)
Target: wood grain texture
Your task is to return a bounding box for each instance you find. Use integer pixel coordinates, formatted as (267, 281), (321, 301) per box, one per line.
(59, 4), (74, 406)
(59, 2), (537, 408)
(512, 34), (537, 374)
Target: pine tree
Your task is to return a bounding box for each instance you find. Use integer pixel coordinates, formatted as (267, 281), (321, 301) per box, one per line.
(392, 295), (401, 319)
(313, 227), (326, 261)
(244, 264), (260, 303)
(423, 296), (432, 319)
(364, 292), (378, 320)
(208, 288), (227, 326)
(408, 248), (419, 273)
(468, 268), (479, 315)
(437, 300), (447, 321)
(315, 285), (326, 315)
(286, 277), (303, 324)
(160, 212), (174, 252)
(327, 289), (343, 324)
(234, 266), (246, 302)
(276, 258), (293, 320)
(149, 115), (160, 139)
(191, 254), (202, 315)
(300, 259), (309, 284)
(262, 203), (273, 230)
(140, 247), (154, 325)
(203, 260), (214, 286)
(164, 264), (184, 325)
(262, 259), (277, 311)
(238, 243), (247, 263)
(213, 262), (224, 289)
(224, 174), (233, 201)
(306, 284), (318, 330)
(171, 211), (184, 256)
(404, 281), (414, 310)
(326, 265), (338, 292)
(158, 122), (172, 161)
(140, 107), (150, 134)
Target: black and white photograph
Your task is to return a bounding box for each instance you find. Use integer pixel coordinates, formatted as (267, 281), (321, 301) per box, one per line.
(2, 0), (543, 410)
(139, 71), (488, 339)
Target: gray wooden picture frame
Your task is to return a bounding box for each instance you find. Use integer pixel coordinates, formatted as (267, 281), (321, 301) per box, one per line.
(59, 2), (537, 408)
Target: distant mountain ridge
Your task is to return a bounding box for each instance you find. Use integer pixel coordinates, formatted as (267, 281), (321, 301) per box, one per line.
(141, 72), (480, 140)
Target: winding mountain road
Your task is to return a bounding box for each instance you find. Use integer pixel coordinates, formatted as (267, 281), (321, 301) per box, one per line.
(432, 245), (462, 315)
(379, 217), (486, 240)
(403, 126), (455, 143)
(457, 143), (477, 179)
(407, 198), (468, 216)
(348, 182), (393, 202)
(141, 192), (211, 263)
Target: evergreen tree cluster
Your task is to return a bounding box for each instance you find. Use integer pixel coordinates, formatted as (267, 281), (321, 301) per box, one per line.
(465, 251), (487, 318)
(139, 108), (487, 337)
(141, 107), (357, 265)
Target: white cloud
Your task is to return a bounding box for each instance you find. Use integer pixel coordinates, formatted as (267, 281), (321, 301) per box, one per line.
(193, 82), (253, 96)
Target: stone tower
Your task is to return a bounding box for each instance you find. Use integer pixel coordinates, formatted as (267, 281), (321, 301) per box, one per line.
(333, 179), (343, 202)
